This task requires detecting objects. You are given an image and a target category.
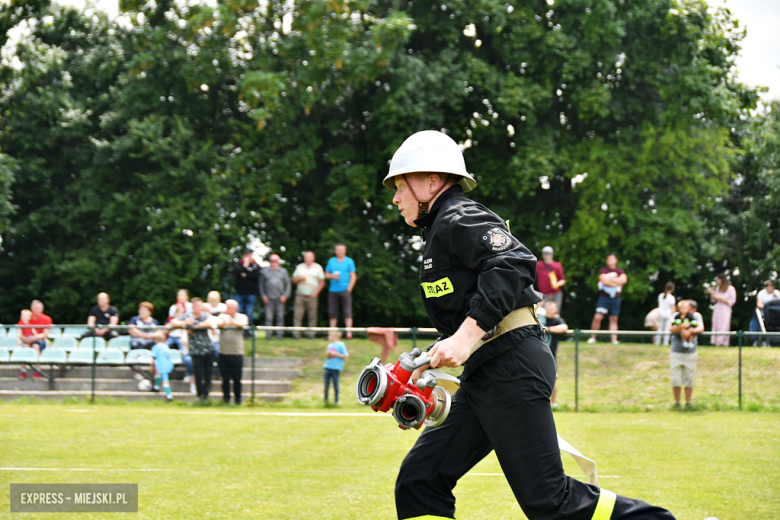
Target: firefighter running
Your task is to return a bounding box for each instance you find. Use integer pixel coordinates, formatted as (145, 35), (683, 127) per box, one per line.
(386, 130), (676, 520)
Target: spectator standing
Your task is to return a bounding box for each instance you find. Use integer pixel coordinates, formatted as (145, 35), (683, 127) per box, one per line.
(217, 299), (248, 405)
(235, 248), (261, 336)
(543, 300), (567, 409)
(169, 298), (217, 403)
(81, 292), (119, 341)
(325, 244), (357, 339)
(707, 273), (737, 346)
(150, 332), (174, 401)
(128, 302), (160, 350)
(292, 251), (325, 339)
(323, 331), (349, 405)
(260, 254), (291, 340)
(657, 282), (676, 346)
(669, 300), (704, 409)
(588, 253), (628, 344)
(536, 246), (566, 310)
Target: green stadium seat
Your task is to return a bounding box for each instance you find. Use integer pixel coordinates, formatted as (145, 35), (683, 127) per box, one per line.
(168, 349), (182, 365)
(125, 349), (153, 365)
(39, 349), (67, 364)
(96, 348), (125, 365)
(51, 337), (78, 351)
(62, 327), (88, 338)
(0, 337), (18, 349)
(107, 336), (132, 352)
(47, 327), (63, 339)
(68, 349), (96, 364)
(0, 346), (9, 362)
(10, 347), (39, 364)
(79, 337), (106, 350)
(6, 325), (18, 337)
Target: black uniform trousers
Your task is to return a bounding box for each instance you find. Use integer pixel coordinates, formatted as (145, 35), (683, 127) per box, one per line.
(218, 354), (243, 404)
(395, 328), (675, 520)
(191, 352), (215, 400)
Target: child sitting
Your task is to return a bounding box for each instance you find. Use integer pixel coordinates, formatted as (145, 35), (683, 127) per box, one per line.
(150, 331), (174, 401)
(323, 331), (349, 405)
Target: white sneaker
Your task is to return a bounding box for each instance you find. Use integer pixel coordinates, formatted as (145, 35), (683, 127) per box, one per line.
(183, 375), (190, 383)
(612, 340), (620, 345)
(190, 383), (197, 395)
(587, 338), (596, 344)
(552, 403), (559, 409)
(134, 373), (144, 381)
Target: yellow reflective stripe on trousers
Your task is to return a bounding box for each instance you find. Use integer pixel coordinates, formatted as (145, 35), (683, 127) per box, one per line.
(406, 516), (451, 519)
(592, 488), (617, 520)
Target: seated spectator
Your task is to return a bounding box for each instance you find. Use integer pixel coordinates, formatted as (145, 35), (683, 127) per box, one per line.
(18, 300), (52, 379)
(166, 292), (194, 393)
(751, 280), (780, 345)
(644, 307), (660, 344)
(544, 300), (568, 409)
(17, 309), (42, 380)
(81, 292), (119, 341)
(208, 291), (227, 315)
(128, 302), (160, 350)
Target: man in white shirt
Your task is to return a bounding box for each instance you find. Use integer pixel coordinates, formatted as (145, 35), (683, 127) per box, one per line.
(757, 280), (779, 310)
(292, 251), (325, 339)
(753, 280), (780, 346)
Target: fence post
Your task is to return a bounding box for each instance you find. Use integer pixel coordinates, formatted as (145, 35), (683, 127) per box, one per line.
(738, 330), (743, 410)
(90, 327), (97, 404)
(574, 329), (580, 412)
(412, 327), (417, 350)
(251, 327), (257, 406)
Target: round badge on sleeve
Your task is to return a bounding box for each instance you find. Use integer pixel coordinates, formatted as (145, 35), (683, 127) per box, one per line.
(482, 227), (512, 252)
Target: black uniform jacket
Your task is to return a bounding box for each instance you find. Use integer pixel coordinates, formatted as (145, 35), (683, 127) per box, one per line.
(415, 185), (542, 377)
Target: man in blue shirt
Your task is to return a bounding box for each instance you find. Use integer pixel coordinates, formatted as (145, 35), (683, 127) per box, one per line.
(323, 332), (349, 405)
(325, 243), (357, 338)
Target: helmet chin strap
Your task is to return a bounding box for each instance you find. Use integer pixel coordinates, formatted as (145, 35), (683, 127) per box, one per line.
(403, 174), (452, 217)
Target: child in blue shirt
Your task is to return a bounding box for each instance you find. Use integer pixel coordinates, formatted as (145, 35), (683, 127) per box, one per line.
(150, 332), (174, 401)
(323, 332), (349, 405)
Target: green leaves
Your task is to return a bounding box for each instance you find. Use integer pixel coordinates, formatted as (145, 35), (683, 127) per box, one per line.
(0, 0), (760, 330)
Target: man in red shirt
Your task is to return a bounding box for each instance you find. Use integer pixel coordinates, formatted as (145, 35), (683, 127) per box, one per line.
(536, 246), (566, 311)
(17, 300), (52, 379)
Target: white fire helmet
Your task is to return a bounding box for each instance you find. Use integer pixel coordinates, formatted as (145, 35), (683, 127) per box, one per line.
(383, 130), (477, 192)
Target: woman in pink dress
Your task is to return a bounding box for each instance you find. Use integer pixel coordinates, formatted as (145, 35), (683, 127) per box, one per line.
(707, 273), (737, 346)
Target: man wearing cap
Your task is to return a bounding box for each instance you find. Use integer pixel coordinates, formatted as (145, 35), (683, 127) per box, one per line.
(537, 246), (566, 311)
(385, 130), (675, 520)
(235, 248), (261, 334)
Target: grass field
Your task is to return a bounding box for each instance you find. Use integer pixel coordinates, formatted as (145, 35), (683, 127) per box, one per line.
(1, 402), (779, 519)
(2, 336), (779, 519)
(244, 335), (780, 412)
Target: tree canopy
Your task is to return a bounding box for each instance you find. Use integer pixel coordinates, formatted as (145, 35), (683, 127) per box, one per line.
(0, 0), (765, 330)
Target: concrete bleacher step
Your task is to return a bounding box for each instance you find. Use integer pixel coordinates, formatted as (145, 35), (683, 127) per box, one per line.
(0, 356), (302, 402)
(0, 378), (292, 393)
(0, 366), (302, 380)
(0, 390), (284, 403)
